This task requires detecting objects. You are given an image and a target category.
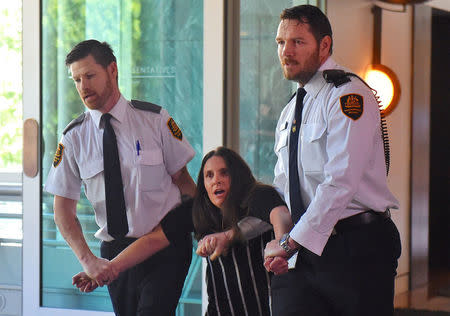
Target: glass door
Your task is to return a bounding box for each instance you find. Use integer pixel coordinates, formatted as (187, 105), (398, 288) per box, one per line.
(238, 0), (326, 183)
(0, 1), (22, 316)
(23, 0), (203, 315)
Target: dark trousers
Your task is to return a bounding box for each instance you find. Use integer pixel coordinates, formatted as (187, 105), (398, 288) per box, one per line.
(101, 235), (192, 316)
(271, 217), (401, 316)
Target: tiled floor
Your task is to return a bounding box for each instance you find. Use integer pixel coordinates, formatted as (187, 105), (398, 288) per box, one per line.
(394, 269), (450, 312)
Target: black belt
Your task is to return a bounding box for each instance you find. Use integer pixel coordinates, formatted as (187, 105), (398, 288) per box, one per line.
(332, 209), (391, 235)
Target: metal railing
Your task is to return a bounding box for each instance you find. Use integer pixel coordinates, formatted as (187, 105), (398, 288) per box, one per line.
(0, 183), (22, 202)
(0, 181), (22, 246)
(0, 181), (202, 314)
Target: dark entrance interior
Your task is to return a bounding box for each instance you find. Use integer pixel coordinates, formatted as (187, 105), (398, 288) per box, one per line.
(429, 7), (450, 298)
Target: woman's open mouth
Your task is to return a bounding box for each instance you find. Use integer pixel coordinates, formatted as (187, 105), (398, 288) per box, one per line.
(214, 189), (225, 196)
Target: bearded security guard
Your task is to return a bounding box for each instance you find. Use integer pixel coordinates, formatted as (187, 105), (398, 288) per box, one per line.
(264, 5), (401, 316)
(272, 58), (399, 256)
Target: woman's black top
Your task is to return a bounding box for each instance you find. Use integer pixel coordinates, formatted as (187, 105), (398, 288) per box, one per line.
(161, 185), (286, 316)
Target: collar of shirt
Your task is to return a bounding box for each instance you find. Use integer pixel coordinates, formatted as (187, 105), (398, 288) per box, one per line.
(302, 57), (339, 100)
(89, 94), (128, 129)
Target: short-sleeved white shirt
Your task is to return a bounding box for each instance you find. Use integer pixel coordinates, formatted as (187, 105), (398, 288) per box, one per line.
(273, 58), (399, 256)
(45, 95), (195, 241)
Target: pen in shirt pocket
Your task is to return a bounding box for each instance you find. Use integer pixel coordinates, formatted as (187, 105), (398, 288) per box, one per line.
(136, 140), (141, 156)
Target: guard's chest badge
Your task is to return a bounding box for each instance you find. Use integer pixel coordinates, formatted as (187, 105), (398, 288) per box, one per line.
(340, 94), (363, 120)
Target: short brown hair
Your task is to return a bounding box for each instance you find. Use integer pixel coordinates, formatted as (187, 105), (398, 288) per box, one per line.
(281, 5), (333, 54)
(65, 39), (116, 68)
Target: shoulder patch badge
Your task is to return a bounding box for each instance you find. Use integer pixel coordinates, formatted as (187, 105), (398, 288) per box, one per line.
(167, 118), (183, 140)
(340, 94), (363, 120)
(53, 143), (65, 167)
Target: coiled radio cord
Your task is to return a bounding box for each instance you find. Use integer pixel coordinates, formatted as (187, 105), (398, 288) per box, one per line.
(323, 70), (391, 175)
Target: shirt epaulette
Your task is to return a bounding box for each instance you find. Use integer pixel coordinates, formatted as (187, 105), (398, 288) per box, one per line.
(131, 99), (162, 114)
(322, 69), (351, 88)
(63, 113), (86, 135)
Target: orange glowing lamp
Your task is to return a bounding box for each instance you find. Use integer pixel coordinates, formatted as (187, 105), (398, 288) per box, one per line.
(365, 64), (401, 115)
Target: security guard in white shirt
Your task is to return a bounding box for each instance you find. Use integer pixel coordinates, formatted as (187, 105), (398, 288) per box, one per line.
(44, 40), (196, 316)
(264, 5), (401, 316)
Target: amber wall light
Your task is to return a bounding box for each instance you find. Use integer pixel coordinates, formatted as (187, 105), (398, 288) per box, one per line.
(365, 63), (401, 116)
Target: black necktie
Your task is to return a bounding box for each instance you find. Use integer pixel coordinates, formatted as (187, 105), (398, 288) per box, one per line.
(102, 113), (129, 239)
(289, 88), (307, 224)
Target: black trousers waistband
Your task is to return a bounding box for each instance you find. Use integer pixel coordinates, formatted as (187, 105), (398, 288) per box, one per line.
(333, 210), (391, 234)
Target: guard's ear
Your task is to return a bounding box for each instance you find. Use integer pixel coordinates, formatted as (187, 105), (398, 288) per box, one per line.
(108, 61), (118, 82)
(319, 35), (332, 58)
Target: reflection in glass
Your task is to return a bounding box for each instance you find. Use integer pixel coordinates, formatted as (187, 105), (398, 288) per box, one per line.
(41, 1), (203, 313)
(239, 1), (325, 184)
(239, 1), (296, 184)
(0, 0), (22, 171)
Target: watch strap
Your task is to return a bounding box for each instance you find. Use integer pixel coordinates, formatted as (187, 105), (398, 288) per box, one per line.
(279, 233), (292, 253)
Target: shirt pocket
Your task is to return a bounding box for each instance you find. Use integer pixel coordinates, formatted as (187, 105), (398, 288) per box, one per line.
(300, 123), (326, 173)
(275, 124), (289, 153)
(79, 159), (104, 201)
(137, 149), (166, 191)
(80, 158), (104, 180)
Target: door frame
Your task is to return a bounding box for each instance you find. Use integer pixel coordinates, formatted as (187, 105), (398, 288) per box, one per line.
(22, 0), (221, 314)
(21, 0), (113, 314)
(410, 4), (431, 290)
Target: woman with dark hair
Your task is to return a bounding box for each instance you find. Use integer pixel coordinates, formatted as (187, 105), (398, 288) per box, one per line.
(73, 147), (292, 315)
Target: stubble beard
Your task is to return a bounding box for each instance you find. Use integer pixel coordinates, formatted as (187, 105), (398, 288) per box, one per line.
(82, 77), (114, 111)
(281, 48), (321, 86)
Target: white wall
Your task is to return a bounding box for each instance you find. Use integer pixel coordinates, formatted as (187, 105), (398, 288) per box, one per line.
(327, 0), (412, 294)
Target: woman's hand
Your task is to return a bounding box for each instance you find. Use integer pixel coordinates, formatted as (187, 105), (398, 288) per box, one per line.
(264, 239), (291, 275)
(80, 256), (119, 287)
(264, 256), (289, 275)
(72, 272), (99, 293)
(196, 235), (217, 257)
(196, 230), (232, 260)
(72, 259), (120, 292)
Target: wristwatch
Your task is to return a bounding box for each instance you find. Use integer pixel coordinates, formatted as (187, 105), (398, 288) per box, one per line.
(279, 233), (292, 253)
